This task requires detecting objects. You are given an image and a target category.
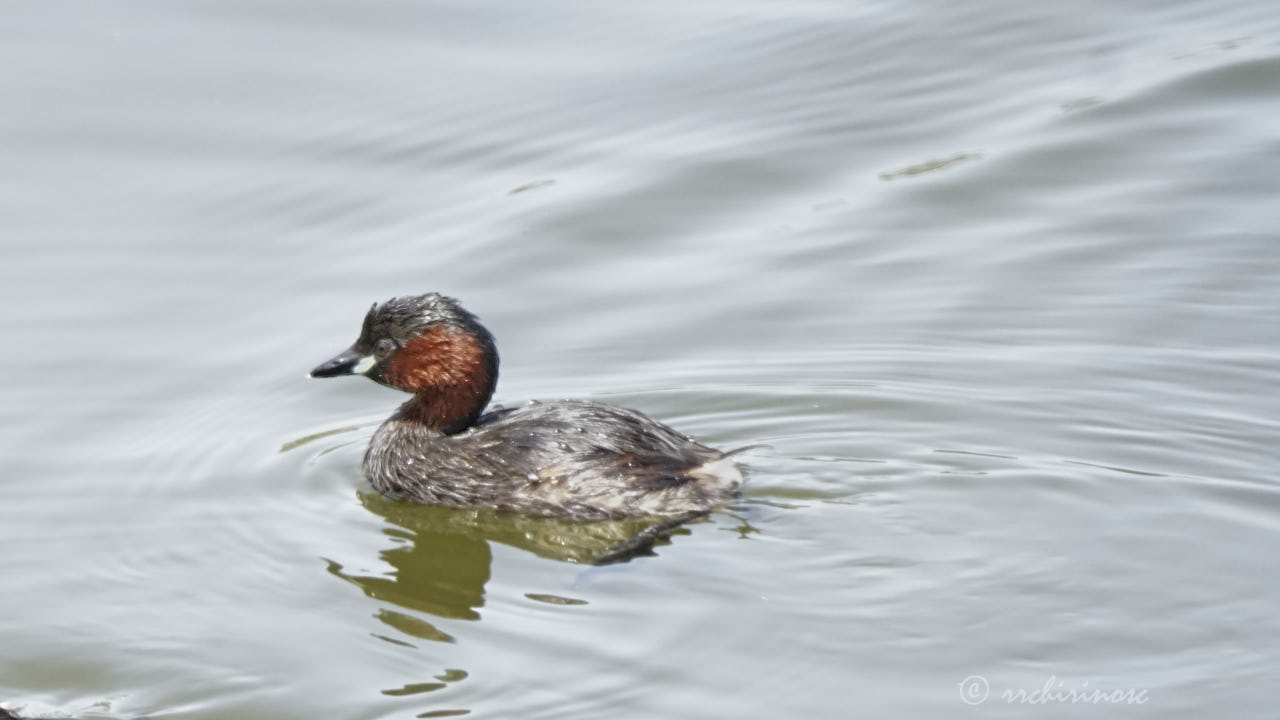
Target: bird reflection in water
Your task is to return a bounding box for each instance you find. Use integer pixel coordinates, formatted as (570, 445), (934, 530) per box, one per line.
(322, 492), (705, 715)
(325, 490), (701, 629)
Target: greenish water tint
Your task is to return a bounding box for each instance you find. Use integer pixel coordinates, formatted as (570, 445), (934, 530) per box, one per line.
(4, 0), (1280, 718)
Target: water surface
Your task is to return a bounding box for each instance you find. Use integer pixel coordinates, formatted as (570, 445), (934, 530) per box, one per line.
(3, 0), (1280, 718)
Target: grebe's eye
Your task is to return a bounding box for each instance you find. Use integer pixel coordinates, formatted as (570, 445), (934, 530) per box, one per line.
(374, 338), (395, 359)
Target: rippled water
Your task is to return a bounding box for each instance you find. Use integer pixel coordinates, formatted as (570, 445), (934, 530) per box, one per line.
(4, 0), (1280, 718)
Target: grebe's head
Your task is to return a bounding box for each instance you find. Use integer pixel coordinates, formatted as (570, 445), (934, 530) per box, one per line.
(311, 293), (499, 433)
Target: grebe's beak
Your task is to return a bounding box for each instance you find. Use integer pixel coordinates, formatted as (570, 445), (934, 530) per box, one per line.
(310, 347), (376, 378)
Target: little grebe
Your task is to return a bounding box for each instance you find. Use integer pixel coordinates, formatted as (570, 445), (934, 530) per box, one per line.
(310, 293), (743, 519)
